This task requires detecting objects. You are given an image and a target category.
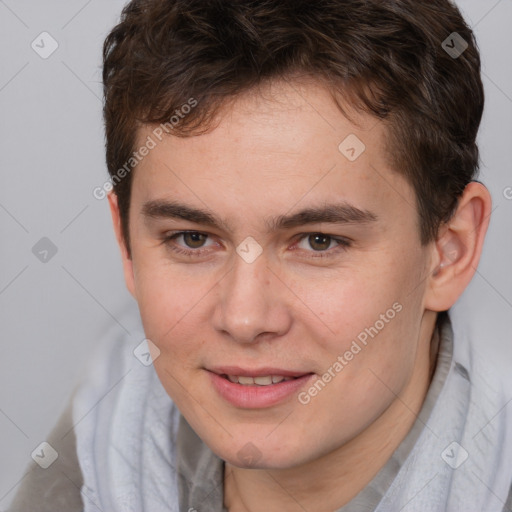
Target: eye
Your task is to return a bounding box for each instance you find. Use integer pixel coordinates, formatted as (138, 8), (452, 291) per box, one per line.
(162, 231), (216, 256)
(295, 233), (351, 257)
(178, 231), (209, 249)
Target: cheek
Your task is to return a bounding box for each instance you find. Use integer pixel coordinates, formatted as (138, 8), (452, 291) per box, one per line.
(296, 299), (423, 449)
(292, 262), (410, 344)
(133, 246), (207, 327)
(134, 266), (210, 409)
(131, 260), (203, 367)
(297, 251), (426, 386)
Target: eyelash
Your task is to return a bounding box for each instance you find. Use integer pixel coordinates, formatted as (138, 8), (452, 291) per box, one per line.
(161, 231), (352, 259)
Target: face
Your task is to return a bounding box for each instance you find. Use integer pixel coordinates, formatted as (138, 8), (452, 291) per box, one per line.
(116, 79), (435, 470)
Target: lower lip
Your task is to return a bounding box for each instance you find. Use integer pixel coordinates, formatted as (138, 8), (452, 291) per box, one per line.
(208, 371), (315, 409)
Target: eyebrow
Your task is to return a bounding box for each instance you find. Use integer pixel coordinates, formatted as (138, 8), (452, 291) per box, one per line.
(141, 199), (378, 232)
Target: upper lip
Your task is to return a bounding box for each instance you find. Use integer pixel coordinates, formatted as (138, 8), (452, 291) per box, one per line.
(207, 366), (313, 378)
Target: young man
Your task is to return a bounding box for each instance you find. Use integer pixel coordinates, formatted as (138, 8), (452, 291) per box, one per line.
(9, 0), (512, 511)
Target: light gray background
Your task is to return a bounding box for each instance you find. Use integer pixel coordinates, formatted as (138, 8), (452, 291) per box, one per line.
(0, 0), (511, 507)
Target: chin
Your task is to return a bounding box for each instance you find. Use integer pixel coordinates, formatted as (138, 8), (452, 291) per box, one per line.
(216, 437), (308, 470)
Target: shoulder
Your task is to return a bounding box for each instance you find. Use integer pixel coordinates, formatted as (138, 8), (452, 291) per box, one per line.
(450, 316), (512, 509)
(70, 307), (182, 510)
(7, 393), (84, 511)
(7, 303), (170, 512)
(452, 317), (512, 416)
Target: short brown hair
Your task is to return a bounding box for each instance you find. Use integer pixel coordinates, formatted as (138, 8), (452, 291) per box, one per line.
(103, 0), (484, 254)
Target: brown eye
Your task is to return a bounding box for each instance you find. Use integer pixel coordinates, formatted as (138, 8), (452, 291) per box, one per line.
(182, 232), (208, 248)
(162, 231), (217, 258)
(294, 232), (351, 258)
(308, 233), (332, 251)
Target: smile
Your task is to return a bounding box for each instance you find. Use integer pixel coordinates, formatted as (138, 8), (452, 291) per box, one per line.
(225, 375), (297, 385)
(207, 368), (315, 408)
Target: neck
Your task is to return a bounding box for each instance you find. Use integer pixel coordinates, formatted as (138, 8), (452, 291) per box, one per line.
(224, 312), (439, 512)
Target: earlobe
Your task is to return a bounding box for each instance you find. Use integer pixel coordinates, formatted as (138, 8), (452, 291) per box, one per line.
(107, 191), (137, 298)
(425, 182), (492, 311)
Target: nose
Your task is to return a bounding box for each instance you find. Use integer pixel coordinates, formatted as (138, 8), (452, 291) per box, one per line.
(212, 250), (292, 344)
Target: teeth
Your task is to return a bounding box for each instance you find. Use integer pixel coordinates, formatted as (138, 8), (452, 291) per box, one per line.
(238, 376), (255, 385)
(254, 376), (272, 385)
(226, 375), (296, 386)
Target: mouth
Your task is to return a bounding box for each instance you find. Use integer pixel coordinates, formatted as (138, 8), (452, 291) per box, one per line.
(206, 367), (315, 408)
(209, 366), (312, 383)
(220, 374), (305, 386)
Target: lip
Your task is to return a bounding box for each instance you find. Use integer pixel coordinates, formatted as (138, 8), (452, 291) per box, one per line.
(207, 369), (315, 409)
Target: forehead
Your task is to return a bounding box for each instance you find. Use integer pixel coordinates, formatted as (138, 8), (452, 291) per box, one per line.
(131, 79), (416, 233)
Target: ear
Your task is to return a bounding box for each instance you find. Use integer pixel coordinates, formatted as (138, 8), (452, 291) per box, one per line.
(108, 191), (137, 299)
(424, 181), (492, 312)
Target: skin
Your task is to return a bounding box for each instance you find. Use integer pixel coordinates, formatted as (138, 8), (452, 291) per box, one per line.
(109, 78), (491, 511)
